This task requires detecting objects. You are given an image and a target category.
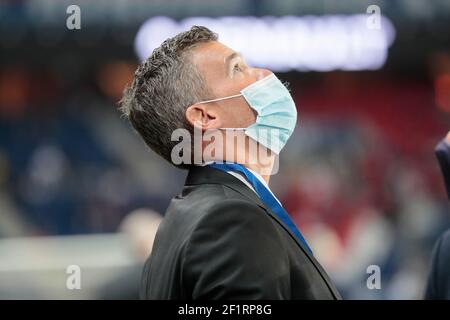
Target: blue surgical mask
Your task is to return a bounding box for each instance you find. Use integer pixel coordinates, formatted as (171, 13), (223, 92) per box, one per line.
(197, 73), (297, 154)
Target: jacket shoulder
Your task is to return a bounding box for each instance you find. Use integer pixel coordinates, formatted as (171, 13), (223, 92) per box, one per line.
(172, 182), (261, 222)
(425, 229), (450, 299)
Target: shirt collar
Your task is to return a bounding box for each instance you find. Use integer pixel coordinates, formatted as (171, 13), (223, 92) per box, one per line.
(223, 167), (282, 206)
(196, 162), (281, 205)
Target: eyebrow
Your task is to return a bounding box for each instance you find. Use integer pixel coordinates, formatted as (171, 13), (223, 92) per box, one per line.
(224, 52), (242, 75)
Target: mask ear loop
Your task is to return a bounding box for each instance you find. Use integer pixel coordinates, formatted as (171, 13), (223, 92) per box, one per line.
(196, 93), (243, 105)
(195, 94), (247, 130)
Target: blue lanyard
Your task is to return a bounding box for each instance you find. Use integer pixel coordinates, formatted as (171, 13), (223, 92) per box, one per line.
(209, 162), (313, 255)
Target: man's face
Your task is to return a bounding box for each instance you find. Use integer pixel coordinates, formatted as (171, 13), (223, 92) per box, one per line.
(188, 41), (272, 129)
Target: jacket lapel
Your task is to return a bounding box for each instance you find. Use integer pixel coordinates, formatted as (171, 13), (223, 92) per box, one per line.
(185, 166), (342, 299)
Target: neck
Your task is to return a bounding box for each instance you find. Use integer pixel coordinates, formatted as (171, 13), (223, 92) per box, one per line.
(243, 141), (276, 185)
(202, 132), (276, 184)
(244, 157), (275, 185)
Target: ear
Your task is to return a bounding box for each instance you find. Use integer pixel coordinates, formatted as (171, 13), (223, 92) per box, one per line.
(185, 103), (223, 131)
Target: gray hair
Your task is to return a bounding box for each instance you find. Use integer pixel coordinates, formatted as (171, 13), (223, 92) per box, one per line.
(120, 26), (218, 168)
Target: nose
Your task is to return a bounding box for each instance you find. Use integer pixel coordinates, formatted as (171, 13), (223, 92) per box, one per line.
(254, 68), (272, 81)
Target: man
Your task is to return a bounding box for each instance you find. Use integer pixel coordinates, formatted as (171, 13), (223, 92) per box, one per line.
(120, 26), (341, 299)
(424, 133), (450, 299)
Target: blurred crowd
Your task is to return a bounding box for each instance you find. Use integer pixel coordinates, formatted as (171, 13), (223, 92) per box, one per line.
(0, 65), (175, 236)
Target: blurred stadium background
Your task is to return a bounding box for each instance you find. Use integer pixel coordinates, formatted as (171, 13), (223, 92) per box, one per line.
(1, 0), (450, 299)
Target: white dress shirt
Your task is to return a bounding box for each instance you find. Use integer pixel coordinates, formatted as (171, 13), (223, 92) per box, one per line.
(224, 168), (282, 206)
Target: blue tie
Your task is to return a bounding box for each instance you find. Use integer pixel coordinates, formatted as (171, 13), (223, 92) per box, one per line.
(209, 162), (313, 255)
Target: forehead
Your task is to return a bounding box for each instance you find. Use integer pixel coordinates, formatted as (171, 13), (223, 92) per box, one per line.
(188, 41), (235, 75)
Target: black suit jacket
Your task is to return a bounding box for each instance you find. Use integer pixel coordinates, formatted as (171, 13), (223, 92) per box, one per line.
(425, 230), (450, 299)
(435, 139), (450, 199)
(424, 139), (450, 299)
(140, 166), (342, 300)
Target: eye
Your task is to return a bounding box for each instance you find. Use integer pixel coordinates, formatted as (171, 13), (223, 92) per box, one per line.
(233, 63), (242, 72)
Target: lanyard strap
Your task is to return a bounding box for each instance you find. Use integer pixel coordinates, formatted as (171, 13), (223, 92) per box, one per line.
(209, 162), (313, 255)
